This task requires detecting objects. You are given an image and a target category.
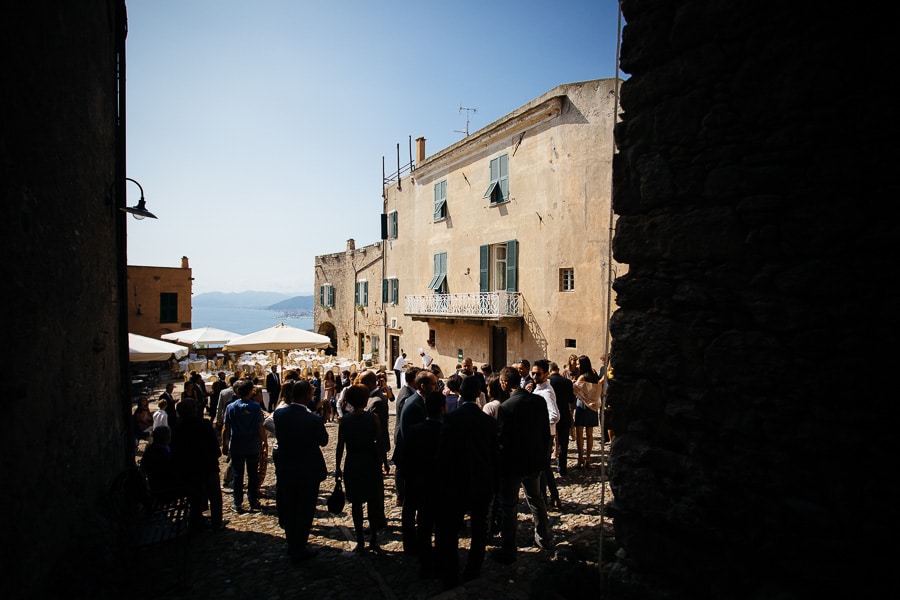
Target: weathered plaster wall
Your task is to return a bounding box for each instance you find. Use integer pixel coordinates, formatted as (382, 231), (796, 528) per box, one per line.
(607, 2), (892, 598)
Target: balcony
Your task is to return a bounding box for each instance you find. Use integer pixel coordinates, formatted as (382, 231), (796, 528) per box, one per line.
(405, 292), (523, 321)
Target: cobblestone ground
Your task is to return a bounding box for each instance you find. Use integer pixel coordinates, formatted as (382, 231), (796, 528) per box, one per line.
(135, 377), (614, 600)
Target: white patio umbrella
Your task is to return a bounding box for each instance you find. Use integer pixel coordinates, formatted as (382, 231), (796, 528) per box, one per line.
(129, 333), (190, 363)
(161, 326), (240, 347)
(223, 323), (331, 371)
(223, 323), (331, 352)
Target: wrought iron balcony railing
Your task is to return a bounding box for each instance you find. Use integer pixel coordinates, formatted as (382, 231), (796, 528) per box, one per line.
(404, 292), (523, 318)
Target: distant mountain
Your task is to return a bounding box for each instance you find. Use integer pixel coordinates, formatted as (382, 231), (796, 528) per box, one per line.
(193, 291), (297, 308)
(268, 295), (314, 310)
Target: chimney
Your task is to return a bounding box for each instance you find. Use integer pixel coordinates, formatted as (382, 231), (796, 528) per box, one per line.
(181, 256), (189, 268)
(346, 239), (356, 252)
(416, 137), (426, 164)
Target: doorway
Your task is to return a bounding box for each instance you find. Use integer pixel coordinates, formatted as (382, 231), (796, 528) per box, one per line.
(491, 326), (507, 371)
(390, 335), (400, 372)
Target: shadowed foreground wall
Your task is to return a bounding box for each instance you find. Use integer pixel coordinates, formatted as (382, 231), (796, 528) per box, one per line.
(1, 3), (129, 597)
(607, 2), (894, 599)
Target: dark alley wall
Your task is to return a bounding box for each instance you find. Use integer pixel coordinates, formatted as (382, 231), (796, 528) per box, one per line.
(607, 2), (893, 599)
(2, 3), (129, 597)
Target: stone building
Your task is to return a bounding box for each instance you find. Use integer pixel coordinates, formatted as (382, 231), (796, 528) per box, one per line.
(316, 78), (622, 373)
(314, 239), (384, 363)
(126, 256), (193, 338)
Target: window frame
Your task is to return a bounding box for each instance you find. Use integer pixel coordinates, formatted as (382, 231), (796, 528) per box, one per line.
(434, 180), (447, 221)
(159, 292), (178, 323)
(382, 277), (400, 305)
(483, 153), (509, 204)
(479, 240), (518, 292)
(319, 283), (334, 307)
(427, 252), (448, 293)
(560, 268), (575, 292)
(355, 280), (369, 306)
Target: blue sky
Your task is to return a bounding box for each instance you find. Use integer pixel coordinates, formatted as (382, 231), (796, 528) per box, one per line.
(124, 0), (624, 295)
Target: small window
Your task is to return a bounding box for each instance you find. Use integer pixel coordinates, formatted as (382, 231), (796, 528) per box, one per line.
(428, 252), (448, 293)
(355, 280), (369, 306)
(434, 180), (447, 221)
(160, 292), (178, 323)
(319, 283), (334, 307)
(483, 153), (509, 204)
(560, 268), (575, 291)
(382, 277), (399, 305)
(565, 339), (577, 348)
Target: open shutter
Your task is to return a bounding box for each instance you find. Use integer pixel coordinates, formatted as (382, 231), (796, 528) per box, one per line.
(506, 240), (518, 292)
(382, 279), (389, 303)
(354, 283), (360, 305)
(319, 285), (324, 306)
(392, 278), (399, 304)
(479, 244), (489, 292)
(363, 281), (369, 305)
(380, 214), (388, 240)
(391, 211), (398, 238)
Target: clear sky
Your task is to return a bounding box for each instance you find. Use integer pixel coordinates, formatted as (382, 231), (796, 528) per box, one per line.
(124, 0), (624, 295)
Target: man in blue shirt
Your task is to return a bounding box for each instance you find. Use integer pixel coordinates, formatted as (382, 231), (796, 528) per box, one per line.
(222, 379), (267, 513)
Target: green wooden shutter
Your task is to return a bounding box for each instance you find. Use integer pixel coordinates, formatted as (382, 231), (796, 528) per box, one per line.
(328, 285), (334, 307)
(382, 279), (389, 303)
(506, 239), (518, 292)
(363, 281), (369, 305)
(380, 213), (388, 240)
(391, 211), (398, 238)
(480, 244), (489, 292)
(392, 278), (399, 303)
(354, 283), (360, 305)
(319, 285), (324, 306)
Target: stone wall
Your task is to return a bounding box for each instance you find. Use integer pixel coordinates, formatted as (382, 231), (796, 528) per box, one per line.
(1, 3), (130, 597)
(607, 2), (892, 599)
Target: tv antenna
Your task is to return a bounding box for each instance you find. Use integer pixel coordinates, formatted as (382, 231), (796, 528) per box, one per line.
(454, 105), (477, 136)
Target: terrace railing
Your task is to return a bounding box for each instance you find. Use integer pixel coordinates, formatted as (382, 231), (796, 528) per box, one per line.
(404, 292), (523, 319)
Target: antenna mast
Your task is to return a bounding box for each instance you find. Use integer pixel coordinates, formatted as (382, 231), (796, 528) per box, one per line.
(454, 105), (477, 136)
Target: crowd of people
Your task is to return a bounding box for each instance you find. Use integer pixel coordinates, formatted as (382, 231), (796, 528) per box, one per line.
(132, 352), (609, 590)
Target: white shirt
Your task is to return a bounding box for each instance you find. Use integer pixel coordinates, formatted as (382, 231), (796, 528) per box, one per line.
(420, 353), (433, 368)
(533, 380), (560, 435)
(393, 356), (409, 370)
(152, 409), (168, 431)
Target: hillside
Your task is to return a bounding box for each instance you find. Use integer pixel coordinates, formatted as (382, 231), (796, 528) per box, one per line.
(193, 291), (312, 309)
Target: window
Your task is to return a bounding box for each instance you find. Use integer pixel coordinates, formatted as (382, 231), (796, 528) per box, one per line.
(427, 252), (448, 293)
(319, 283), (334, 307)
(160, 293), (178, 323)
(565, 339), (577, 348)
(434, 180), (447, 221)
(479, 240), (518, 292)
(382, 277), (399, 305)
(355, 280), (369, 306)
(560, 268), (575, 291)
(381, 211), (398, 240)
(483, 153), (509, 204)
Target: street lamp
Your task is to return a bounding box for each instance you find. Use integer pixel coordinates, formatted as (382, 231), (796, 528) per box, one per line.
(121, 177), (157, 220)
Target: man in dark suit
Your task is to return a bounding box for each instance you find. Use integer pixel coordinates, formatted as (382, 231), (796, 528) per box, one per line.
(265, 365), (281, 412)
(391, 367), (420, 507)
(393, 369), (437, 554)
(272, 380), (329, 564)
(404, 390), (446, 579)
(492, 366), (552, 565)
(548, 361), (575, 477)
(435, 375), (499, 588)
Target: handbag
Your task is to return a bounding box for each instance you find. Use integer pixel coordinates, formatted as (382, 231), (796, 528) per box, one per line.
(326, 477), (345, 514)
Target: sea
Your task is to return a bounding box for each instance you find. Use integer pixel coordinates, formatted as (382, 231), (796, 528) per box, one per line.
(191, 306), (314, 336)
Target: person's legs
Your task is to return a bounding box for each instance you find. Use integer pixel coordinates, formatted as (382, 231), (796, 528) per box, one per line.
(231, 453), (246, 508)
(575, 426), (585, 467)
(496, 475), (521, 560)
(205, 470), (224, 527)
(584, 426), (594, 467)
(435, 504), (461, 588)
(401, 495), (418, 553)
(557, 423), (570, 476)
(521, 472), (552, 551)
(278, 484), (299, 555)
(464, 498), (491, 580)
(295, 481), (319, 551)
(352, 502), (365, 552)
(246, 452), (260, 506)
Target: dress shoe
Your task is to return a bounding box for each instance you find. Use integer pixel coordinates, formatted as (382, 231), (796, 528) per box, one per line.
(231, 503), (244, 514)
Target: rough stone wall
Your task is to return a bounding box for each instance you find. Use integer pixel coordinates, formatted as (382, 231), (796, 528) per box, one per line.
(607, 2), (893, 599)
(2, 3), (129, 597)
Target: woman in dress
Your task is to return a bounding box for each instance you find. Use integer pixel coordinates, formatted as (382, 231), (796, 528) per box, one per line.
(573, 355), (603, 468)
(334, 384), (387, 552)
(322, 370), (336, 422)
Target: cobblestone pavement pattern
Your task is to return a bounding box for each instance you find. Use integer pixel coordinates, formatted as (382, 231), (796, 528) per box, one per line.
(136, 376), (612, 599)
